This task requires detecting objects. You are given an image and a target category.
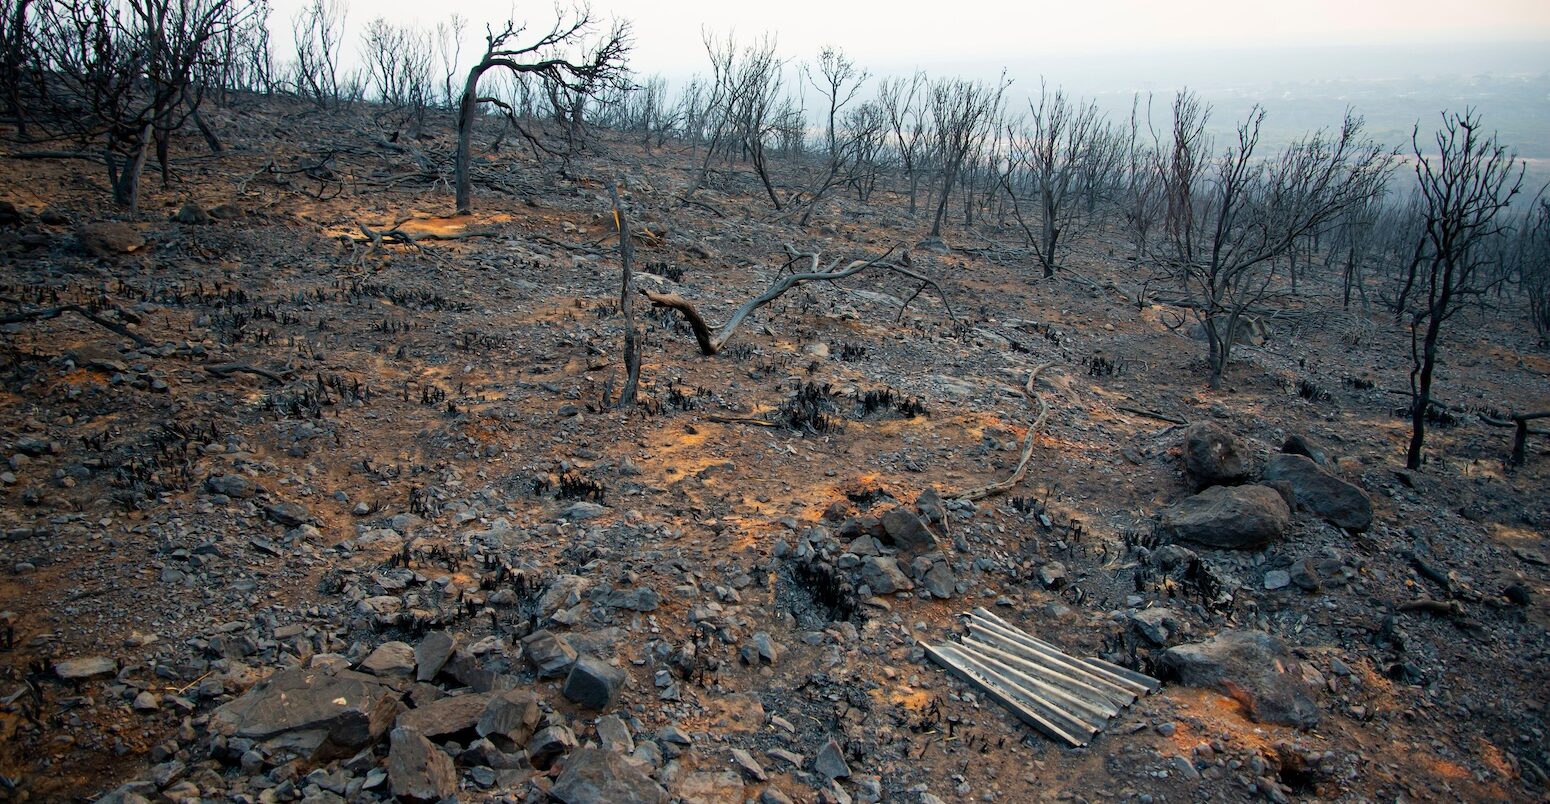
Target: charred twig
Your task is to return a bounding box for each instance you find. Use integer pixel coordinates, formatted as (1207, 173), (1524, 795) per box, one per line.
(0, 301), (151, 347)
(1114, 405), (1187, 425)
(643, 244), (955, 356)
(204, 363), (290, 385)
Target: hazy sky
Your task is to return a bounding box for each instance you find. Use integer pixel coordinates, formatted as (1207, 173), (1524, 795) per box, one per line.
(269, 0), (1550, 77)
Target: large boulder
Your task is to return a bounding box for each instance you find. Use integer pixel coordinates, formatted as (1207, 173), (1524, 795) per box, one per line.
(1161, 485), (1290, 549)
(879, 507), (937, 553)
(210, 667), (400, 760)
(551, 747), (668, 804)
(1262, 453), (1372, 531)
(1183, 422), (1250, 487)
(1158, 630), (1320, 729)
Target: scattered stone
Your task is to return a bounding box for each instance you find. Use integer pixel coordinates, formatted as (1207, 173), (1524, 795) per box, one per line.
(860, 556), (913, 594)
(1130, 608), (1188, 646)
(478, 689), (541, 743)
(1183, 421), (1250, 487)
(1161, 485), (1290, 549)
(675, 770), (745, 803)
(1280, 433), (1329, 465)
(395, 691), (491, 740)
(1159, 630), (1320, 728)
(132, 691), (159, 711)
(1262, 454), (1372, 531)
(263, 500), (311, 527)
(562, 501), (607, 520)
(814, 738), (851, 779)
(205, 474), (257, 499)
(53, 656), (117, 680)
(360, 641), (416, 676)
(387, 727), (457, 802)
(528, 724), (578, 770)
(414, 632), (456, 682)
(210, 667), (400, 759)
(564, 655), (626, 711)
(731, 747), (767, 781)
(173, 202), (211, 224)
(1038, 561), (1068, 589)
(596, 714), (634, 754)
(1264, 570), (1292, 590)
(76, 221), (146, 258)
(523, 630), (578, 678)
(603, 587), (660, 611)
(922, 561), (956, 599)
(551, 747), (668, 804)
(880, 507), (936, 553)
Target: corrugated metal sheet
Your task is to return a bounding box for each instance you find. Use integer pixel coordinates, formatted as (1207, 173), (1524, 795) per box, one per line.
(923, 607), (1160, 747)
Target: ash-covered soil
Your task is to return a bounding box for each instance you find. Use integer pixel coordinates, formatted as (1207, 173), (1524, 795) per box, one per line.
(1, 97), (1547, 803)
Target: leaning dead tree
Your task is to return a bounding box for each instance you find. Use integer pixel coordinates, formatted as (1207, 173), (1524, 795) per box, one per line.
(453, 8), (629, 214)
(643, 245), (955, 356)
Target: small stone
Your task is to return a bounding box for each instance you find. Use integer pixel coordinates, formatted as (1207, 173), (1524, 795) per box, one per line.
(1155, 722), (1177, 737)
(562, 501), (607, 521)
(730, 747), (767, 781)
(264, 501), (311, 527)
(361, 641), (416, 676)
(563, 655), (626, 711)
(522, 630), (578, 678)
(1264, 570), (1291, 590)
(477, 689), (540, 743)
(173, 202), (211, 224)
(1169, 755), (1201, 781)
(132, 691), (159, 711)
(54, 656), (117, 680)
(527, 724), (577, 770)
(205, 474), (257, 499)
(551, 746), (668, 804)
(388, 727), (457, 801)
(414, 632), (456, 682)
(813, 738), (850, 779)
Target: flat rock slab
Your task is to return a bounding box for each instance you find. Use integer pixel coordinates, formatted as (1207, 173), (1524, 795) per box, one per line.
(395, 692), (492, 740)
(211, 667), (400, 758)
(388, 727), (457, 802)
(54, 656), (117, 680)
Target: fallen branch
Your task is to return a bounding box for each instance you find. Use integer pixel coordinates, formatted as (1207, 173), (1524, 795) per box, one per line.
(0, 302), (151, 347)
(706, 414), (779, 427)
(1115, 405), (1187, 425)
(950, 362), (1059, 502)
(1480, 410), (1550, 467)
(643, 244), (956, 356)
(204, 363), (290, 385)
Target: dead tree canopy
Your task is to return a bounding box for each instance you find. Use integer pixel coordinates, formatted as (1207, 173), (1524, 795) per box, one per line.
(453, 8), (629, 215)
(643, 244), (955, 356)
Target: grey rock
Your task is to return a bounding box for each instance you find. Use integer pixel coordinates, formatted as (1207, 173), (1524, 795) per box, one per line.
(461, 737), (528, 769)
(1169, 754), (1201, 781)
(603, 587), (660, 612)
(674, 770), (744, 803)
(527, 724), (578, 770)
(1280, 433), (1328, 466)
(730, 747), (767, 781)
(1262, 453), (1372, 532)
(395, 691), (492, 740)
(813, 738), (851, 779)
(132, 691), (159, 711)
(1161, 485), (1290, 549)
(1158, 630), (1320, 728)
(1183, 421), (1250, 487)
(522, 630), (578, 678)
(477, 689), (541, 743)
(210, 667), (400, 760)
(922, 562), (956, 599)
(551, 747), (668, 804)
(1037, 561), (1067, 589)
(859, 556), (913, 594)
(173, 202), (211, 224)
(205, 474), (257, 499)
(387, 727), (457, 801)
(360, 641), (416, 676)
(562, 501), (607, 521)
(413, 632), (456, 682)
(564, 655), (626, 711)
(1130, 608), (1188, 646)
(1263, 570), (1291, 590)
(595, 714), (633, 754)
(880, 507), (936, 553)
(540, 575), (592, 617)
(760, 790), (797, 804)
(264, 501), (311, 527)
(53, 655), (117, 680)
